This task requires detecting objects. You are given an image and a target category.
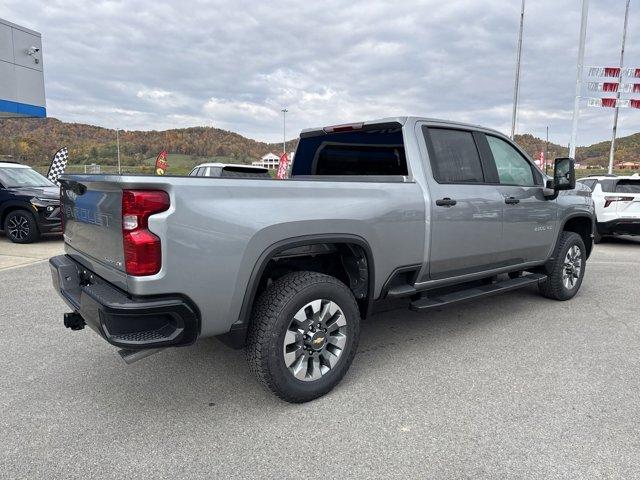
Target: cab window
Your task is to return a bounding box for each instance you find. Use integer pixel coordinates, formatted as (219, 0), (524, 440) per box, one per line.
(425, 128), (485, 184)
(486, 135), (537, 186)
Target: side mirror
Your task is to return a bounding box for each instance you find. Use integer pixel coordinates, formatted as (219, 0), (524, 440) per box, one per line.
(553, 157), (576, 191)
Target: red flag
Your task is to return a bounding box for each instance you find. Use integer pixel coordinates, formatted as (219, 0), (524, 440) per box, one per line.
(155, 151), (169, 175)
(276, 152), (289, 179)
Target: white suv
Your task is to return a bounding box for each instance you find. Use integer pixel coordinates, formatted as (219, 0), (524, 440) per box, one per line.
(577, 174), (640, 243)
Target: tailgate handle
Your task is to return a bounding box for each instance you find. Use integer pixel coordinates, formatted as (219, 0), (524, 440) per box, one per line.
(505, 197), (520, 205)
(59, 179), (86, 195)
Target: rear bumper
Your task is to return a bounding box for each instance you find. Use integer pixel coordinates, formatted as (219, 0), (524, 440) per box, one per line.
(50, 255), (200, 350)
(598, 219), (640, 236)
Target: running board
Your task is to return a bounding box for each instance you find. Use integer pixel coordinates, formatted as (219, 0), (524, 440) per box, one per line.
(386, 284), (417, 299)
(410, 273), (547, 311)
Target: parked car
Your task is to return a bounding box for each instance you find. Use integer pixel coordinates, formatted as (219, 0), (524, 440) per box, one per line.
(577, 174), (640, 242)
(50, 117), (595, 402)
(0, 161), (61, 243)
(189, 162), (270, 178)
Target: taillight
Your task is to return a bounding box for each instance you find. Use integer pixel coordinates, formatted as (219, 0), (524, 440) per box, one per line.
(122, 190), (170, 276)
(603, 196), (634, 208)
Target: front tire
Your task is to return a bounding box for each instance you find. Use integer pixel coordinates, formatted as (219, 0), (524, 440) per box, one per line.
(246, 271), (360, 403)
(4, 210), (40, 244)
(539, 231), (586, 301)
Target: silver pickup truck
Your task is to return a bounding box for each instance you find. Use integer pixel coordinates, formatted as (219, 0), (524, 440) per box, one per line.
(50, 117), (595, 403)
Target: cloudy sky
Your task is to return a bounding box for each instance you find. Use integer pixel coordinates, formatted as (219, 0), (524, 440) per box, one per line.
(2, 0), (639, 146)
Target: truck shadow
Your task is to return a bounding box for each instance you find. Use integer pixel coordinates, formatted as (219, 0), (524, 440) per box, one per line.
(76, 285), (548, 415)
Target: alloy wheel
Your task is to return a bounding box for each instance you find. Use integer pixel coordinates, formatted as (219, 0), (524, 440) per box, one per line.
(7, 215), (30, 241)
(562, 245), (582, 290)
(282, 299), (348, 382)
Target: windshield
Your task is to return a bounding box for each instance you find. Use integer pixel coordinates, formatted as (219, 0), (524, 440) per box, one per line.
(0, 167), (55, 188)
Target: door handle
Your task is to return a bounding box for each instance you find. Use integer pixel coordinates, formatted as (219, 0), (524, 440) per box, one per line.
(505, 197), (520, 205)
(436, 198), (457, 207)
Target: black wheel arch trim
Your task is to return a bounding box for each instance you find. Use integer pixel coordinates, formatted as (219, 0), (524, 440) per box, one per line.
(220, 234), (375, 349)
(0, 201), (36, 226)
(557, 213), (595, 259)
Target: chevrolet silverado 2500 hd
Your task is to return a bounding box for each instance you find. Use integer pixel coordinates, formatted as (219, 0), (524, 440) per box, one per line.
(50, 117), (595, 403)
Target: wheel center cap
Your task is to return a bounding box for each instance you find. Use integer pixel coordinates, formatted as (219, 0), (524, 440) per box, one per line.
(308, 332), (326, 350)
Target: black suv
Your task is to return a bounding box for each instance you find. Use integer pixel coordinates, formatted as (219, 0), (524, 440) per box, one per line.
(0, 162), (62, 243)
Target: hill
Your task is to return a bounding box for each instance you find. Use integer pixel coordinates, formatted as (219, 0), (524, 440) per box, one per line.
(0, 117), (638, 170)
(0, 117), (296, 168)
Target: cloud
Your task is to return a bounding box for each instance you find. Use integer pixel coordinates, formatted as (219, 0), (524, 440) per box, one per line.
(1, 0), (638, 145)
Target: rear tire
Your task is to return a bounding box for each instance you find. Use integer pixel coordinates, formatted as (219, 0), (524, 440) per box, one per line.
(246, 271), (360, 403)
(4, 210), (40, 244)
(538, 231), (586, 301)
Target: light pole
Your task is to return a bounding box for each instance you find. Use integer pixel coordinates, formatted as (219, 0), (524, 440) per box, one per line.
(281, 108), (288, 155)
(116, 128), (121, 174)
(607, 0), (631, 175)
(545, 125), (549, 174)
(510, 0), (525, 139)
(569, 0), (590, 160)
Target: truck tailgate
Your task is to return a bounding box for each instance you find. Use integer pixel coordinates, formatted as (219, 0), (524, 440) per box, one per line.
(61, 178), (125, 274)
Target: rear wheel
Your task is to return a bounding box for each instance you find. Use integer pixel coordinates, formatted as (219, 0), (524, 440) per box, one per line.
(539, 231), (586, 301)
(246, 271), (360, 403)
(4, 210), (40, 244)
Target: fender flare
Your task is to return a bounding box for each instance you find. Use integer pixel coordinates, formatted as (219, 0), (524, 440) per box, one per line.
(556, 213), (596, 258)
(222, 234), (375, 348)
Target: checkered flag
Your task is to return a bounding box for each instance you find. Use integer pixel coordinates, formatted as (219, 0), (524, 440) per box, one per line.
(46, 147), (69, 185)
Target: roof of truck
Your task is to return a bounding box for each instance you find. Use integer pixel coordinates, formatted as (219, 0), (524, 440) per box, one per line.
(300, 116), (505, 138)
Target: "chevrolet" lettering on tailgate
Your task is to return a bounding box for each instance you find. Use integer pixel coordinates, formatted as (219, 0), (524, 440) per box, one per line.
(64, 205), (112, 227)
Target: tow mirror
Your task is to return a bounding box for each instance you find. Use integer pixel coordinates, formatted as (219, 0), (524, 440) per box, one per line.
(553, 157), (575, 191)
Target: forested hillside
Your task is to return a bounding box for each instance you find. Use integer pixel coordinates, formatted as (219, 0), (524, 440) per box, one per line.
(0, 117), (638, 168)
(0, 117), (296, 167)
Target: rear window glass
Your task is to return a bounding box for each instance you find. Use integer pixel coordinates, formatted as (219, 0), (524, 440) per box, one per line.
(615, 180), (640, 193)
(291, 126), (407, 176)
(313, 144), (406, 176)
(426, 128), (484, 183)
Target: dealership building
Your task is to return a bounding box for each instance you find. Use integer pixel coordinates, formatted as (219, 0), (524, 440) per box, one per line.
(0, 18), (46, 118)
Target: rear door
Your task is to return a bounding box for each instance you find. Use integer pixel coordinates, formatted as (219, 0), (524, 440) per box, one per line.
(614, 179), (640, 218)
(482, 134), (558, 264)
(420, 126), (505, 280)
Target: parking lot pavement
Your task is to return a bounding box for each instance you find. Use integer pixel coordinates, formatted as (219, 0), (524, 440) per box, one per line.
(0, 234), (63, 271)
(1, 238), (639, 479)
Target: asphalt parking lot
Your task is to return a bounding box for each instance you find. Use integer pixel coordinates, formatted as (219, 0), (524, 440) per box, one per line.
(1, 235), (639, 479)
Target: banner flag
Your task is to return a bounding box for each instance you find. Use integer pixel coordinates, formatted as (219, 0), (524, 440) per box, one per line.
(276, 152), (289, 179)
(155, 151), (169, 175)
(588, 98), (640, 109)
(46, 147), (69, 185)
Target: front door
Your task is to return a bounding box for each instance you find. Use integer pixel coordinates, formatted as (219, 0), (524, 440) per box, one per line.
(482, 134), (558, 264)
(420, 126), (506, 281)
